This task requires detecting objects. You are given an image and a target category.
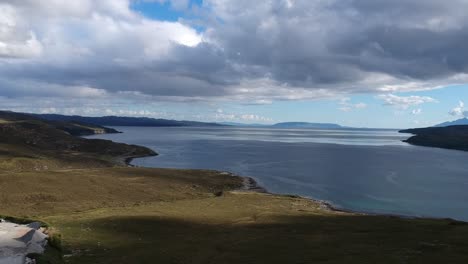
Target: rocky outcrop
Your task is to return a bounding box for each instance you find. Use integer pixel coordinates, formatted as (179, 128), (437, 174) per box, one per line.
(0, 220), (48, 264)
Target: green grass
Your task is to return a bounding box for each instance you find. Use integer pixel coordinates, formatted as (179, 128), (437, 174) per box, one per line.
(0, 119), (13, 124)
(40, 193), (468, 264)
(2, 167), (468, 263)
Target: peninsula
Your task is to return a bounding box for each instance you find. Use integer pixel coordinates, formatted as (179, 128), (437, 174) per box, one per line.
(400, 125), (468, 152)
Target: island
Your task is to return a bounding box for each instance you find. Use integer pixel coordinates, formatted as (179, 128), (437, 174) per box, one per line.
(1, 111), (468, 263)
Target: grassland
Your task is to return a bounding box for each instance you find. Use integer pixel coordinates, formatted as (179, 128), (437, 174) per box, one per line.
(1, 112), (468, 263)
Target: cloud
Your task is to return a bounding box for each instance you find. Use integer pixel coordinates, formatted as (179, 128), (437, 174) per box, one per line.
(378, 94), (437, 109)
(449, 101), (467, 117)
(0, 4), (43, 58)
(411, 108), (422, 115)
(214, 109), (273, 123)
(1, 0), (468, 104)
(338, 98), (367, 112)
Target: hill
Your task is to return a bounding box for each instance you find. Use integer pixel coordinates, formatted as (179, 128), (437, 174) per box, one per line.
(32, 113), (223, 127)
(436, 118), (468, 127)
(0, 111), (156, 169)
(400, 125), (468, 151)
(0, 111), (120, 136)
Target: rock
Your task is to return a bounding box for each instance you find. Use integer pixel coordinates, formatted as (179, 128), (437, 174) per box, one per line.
(26, 223), (41, 230)
(0, 256), (25, 264)
(0, 221), (48, 264)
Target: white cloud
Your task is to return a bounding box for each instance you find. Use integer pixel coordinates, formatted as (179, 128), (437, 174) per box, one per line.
(0, 31), (43, 58)
(73, 86), (108, 98)
(213, 109), (273, 123)
(338, 98), (367, 112)
(0, 4), (43, 58)
(449, 101), (467, 117)
(0, 1), (201, 61)
(411, 108), (422, 115)
(378, 94), (437, 110)
(240, 114), (272, 122)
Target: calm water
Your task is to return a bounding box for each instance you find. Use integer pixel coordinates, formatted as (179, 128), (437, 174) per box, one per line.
(89, 126), (468, 221)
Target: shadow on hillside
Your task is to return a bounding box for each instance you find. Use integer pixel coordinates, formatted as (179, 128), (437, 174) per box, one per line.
(67, 214), (468, 264)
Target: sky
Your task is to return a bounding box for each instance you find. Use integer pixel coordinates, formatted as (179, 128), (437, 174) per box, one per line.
(1, 0), (468, 128)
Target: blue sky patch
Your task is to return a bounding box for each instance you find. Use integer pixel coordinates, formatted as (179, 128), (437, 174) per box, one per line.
(131, 0), (203, 22)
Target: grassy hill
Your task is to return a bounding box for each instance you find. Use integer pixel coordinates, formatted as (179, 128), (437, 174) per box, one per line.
(0, 111), (156, 170)
(0, 111), (120, 136)
(1, 112), (468, 263)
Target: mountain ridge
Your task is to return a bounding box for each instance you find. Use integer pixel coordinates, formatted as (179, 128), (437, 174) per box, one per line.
(435, 118), (468, 127)
(30, 113), (224, 127)
(26, 113), (345, 129)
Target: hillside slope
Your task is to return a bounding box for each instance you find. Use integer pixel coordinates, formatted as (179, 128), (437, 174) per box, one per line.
(0, 113), (156, 170)
(0, 111), (120, 136)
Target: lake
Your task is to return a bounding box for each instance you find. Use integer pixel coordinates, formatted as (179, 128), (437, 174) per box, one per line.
(89, 126), (468, 221)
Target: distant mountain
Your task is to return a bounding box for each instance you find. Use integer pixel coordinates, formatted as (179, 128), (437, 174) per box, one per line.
(435, 118), (468, 127)
(272, 122), (343, 129)
(28, 113), (345, 129)
(32, 114), (224, 127)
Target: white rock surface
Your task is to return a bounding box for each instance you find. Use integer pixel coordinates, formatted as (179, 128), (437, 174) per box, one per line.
(0, 220), (48, 264)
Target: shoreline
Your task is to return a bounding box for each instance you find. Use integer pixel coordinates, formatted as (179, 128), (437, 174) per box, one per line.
(124, 152), (467, 223)
(239, 174), (467, 222)
(122, 152), (158, 167)
(111, 131), (467, 223)
(237, 174), (355, 215)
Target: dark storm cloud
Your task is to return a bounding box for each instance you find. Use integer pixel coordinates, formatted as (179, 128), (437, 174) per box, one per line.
(202, 0), (468, 88)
